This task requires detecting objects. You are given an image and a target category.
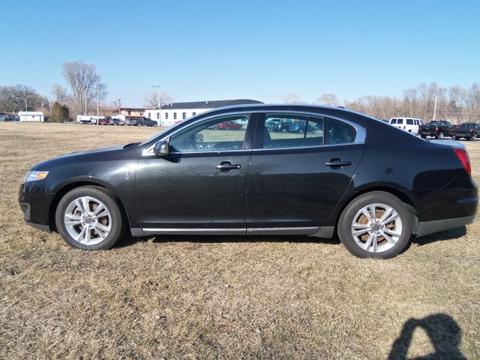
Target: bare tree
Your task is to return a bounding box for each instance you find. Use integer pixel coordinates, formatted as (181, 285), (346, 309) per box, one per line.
(316, 93), (340, 106)
(281, 93), (303, 104)
(51, 84), (70, 104)
(62, 61), (107, 115)
(144, 91), (174, 109)
(0, 85), (47, 113)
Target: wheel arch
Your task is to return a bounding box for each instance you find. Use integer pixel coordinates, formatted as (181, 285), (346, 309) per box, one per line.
(48, 180), (132, 233)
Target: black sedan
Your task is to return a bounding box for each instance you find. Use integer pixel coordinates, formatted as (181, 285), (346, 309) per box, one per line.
(19, 105), (478, 258)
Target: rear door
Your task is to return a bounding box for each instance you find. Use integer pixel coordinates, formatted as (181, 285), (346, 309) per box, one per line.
(246, 112), (365, 233)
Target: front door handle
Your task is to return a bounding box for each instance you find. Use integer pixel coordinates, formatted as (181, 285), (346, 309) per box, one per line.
(216, 161), (241, 171)
(325, 159), (352, 168)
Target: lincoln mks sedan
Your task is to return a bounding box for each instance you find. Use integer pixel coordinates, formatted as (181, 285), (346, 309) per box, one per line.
(19, 104), (478, 258)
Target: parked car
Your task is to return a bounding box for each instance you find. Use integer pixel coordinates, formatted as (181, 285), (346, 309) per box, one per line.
(266, 118), (293, 132)
(138, 118), (158, 127)
(98, 118), (110, 125)
(288, 121), (318, 133)
(453, 122), (480, 141)
(110, 118), (125, 126)
(216, 120), (242, 130)
(19, 105), (477, 258)
(418, 120), (454, 139)
(389, 117), (423, 135)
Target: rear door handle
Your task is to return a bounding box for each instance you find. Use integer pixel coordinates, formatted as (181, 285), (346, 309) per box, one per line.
(325, 159), (352, 168)
(216, 161), (241, 171)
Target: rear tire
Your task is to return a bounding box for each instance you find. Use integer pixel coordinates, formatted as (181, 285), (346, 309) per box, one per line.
(337, 191), (413, 259)
(55, 186), (124, 250)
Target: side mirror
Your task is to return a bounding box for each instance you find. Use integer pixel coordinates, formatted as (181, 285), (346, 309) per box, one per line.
(153, 139), (170, 157)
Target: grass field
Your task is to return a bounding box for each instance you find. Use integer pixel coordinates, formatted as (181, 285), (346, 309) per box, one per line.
(0, 123), (479, 359)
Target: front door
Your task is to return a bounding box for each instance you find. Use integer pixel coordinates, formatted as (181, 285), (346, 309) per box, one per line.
(135, 114), (254, 233)
(246, 113), (365, 233)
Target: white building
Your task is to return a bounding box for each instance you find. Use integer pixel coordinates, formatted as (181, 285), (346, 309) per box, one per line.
(144, 99), (262, 126)
(18, 111), (44, 122)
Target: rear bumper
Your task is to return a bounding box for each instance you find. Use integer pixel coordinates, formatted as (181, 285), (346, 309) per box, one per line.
(416, 215), (475, 237)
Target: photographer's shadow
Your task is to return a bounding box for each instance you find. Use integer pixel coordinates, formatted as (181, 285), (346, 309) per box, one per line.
(388, 314), (466, 360)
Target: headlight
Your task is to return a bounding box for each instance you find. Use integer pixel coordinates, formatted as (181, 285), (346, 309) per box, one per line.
(24, 171), (49, 183)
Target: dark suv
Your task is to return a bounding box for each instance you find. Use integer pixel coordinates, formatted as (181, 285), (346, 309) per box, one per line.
(419, 120), (454, 139)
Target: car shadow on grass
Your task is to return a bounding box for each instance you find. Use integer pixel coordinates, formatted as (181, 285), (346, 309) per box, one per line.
(117, 234), (341, 248)
(388, 313), (466, 360)
(412, 226), (467, 246)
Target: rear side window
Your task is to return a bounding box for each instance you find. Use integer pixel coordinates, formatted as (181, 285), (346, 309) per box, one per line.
(325, 118), (356, 145)
(407, 119), (414, 125)
(263, 115), (324, 149)
(397, 119), (404, 124)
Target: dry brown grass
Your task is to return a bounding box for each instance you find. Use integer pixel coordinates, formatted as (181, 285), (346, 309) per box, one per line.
(0, 123), (479, 359)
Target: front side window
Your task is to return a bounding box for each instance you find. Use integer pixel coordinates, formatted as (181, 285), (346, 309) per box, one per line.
(391, 119), (397, 124)
(397, 119), (404, 124)
(170, 115), (249, 153)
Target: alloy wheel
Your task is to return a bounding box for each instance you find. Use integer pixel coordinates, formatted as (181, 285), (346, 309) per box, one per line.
(351, 203), (403, 253)
(63, 196), (112, 245)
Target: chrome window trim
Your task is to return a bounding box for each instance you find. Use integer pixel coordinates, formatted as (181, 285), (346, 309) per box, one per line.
(142, 110), (366, 157)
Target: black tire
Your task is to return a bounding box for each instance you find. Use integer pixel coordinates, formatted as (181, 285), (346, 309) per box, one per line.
(55, 186), (124, 250)
(337, 191), (413, 259)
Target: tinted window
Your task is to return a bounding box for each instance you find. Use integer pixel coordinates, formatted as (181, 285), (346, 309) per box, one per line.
(325, 118), (356, 145)
(407, 119), (414, 125)
(263, 115), (324, 149)
(390, 119), (397, 124)
(397, 119), (403, 124)
(170, 115), (249, 153)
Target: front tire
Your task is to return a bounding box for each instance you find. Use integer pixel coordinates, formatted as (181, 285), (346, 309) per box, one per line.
(55, 186), (124, 250)
(337, 191), (413, 259)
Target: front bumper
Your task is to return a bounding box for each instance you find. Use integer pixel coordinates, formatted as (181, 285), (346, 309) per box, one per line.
(19, 183), (54, 232)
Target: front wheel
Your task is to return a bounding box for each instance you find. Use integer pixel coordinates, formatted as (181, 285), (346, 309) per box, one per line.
(55, 186), (124, 250)
(337, 191), (413, 258)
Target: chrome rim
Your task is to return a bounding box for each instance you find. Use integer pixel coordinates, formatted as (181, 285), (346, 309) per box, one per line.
(64, 196), (112, 245)
(351, 203), (402, 253)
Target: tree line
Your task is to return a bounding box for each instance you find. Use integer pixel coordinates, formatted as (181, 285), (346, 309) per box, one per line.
(1, 61), (479, 124)
(316, 82), (480, 123)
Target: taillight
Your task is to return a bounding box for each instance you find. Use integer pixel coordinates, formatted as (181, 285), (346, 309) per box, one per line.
(454, 148), (471, 175)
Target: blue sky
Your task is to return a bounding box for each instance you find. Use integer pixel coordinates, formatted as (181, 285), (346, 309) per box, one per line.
(0, 0), (478, 106)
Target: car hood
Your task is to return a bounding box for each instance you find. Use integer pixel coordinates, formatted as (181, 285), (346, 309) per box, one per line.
(31, 144), (126, 170)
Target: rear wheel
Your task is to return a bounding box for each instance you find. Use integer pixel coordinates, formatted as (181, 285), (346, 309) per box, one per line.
(55, 186), (124, 250)
(338, 191), (413, 258)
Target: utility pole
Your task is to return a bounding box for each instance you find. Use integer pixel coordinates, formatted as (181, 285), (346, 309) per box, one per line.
(432, 95), (438, 120)
(96, 88), (100, 125)
(25, 99), (27, 121)
(152, 85), (162, 127)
